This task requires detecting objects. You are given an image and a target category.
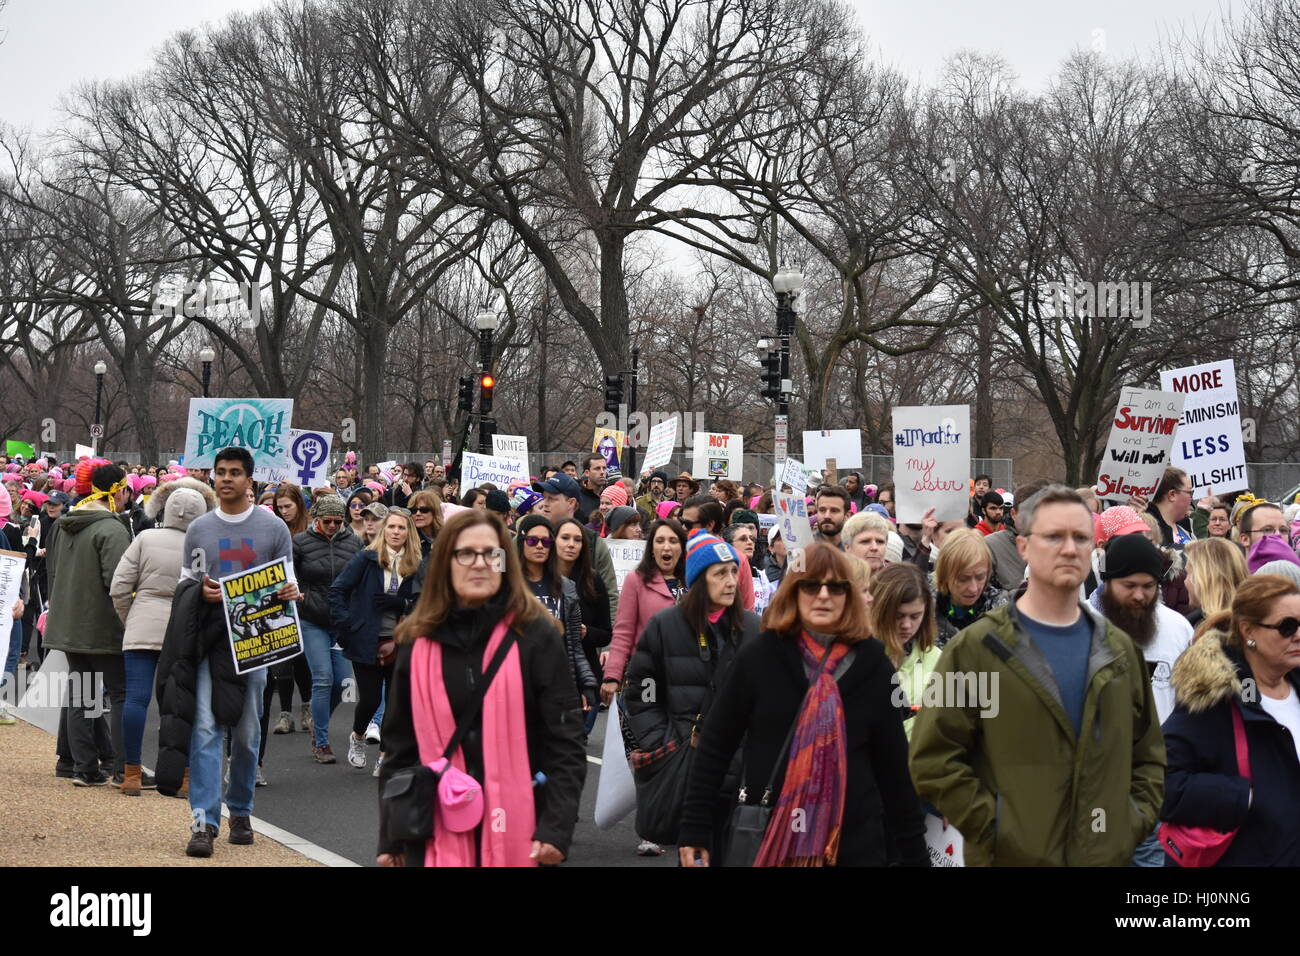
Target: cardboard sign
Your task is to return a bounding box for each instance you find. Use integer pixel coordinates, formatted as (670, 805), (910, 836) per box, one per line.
(772, 490), (812, 553)
(802, 429), (862, 470)
(462, 452), (528, 488)
(1095, 388), (1186, 502)
(220, 557), (303, 675)
(605, 539), (647, 593)
(255, 429), (333, 486)
(492, 434), (530, 466)
(1160, 360), (1248, 497)
(0, 550), (24, 696)
(892, 406), (971, 523)
(924, 813), (964, 867)
(74, 444), (95, 460)
(371, 460), (398, 478)
(184, 397), (294, 471)
(642, 417), (677, 473)
(592, 428), (625, 478)
(594, 706), (637, 829)
(692, 432), (743, 481)
(776, 456), (817, 495)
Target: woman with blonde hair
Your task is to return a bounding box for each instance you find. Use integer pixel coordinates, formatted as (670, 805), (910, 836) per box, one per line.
(932, 528), (1008, 646)
(330, 508), (424, 773)
(843, 511), (891, 571)
(1185, 537), (1249, 634)
(870, 563), (938, 741)
(845, 554), (874, 611)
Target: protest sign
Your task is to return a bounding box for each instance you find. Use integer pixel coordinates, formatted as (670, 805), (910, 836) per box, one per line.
(892, 406), (971, 523)
(462, 452), (528, 488)
(757, 513), (778, 533)
(642, 418), (677, 473)
(492, 434), (530, 467)
(772, 490), (812, 553)
(776, 456), (818, 495)
(802, 429), (863, 470)
(371, 460), (398, 478)
(1095, 388), (1186, 502)
(184, 398), (294, 471)
(255, 429), (333, 485)
(74, 444), (94, 460)
(220, 557), (302, 675)
(0, 550), (24, 696)
(5, 440), (34, 459)
(594, 705), (637, 829)
(606, 539), (647, 593)
(692, 432), (743, 481)
(592, 428), (625, 478)
(924, 814), (964, 867)
(1160, 360), (1249, 498)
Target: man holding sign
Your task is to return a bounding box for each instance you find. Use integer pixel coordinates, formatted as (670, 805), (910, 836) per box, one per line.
(161, 447), (298, 859)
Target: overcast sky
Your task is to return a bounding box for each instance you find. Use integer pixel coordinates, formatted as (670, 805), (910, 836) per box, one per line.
(0, 0), (1238, 133)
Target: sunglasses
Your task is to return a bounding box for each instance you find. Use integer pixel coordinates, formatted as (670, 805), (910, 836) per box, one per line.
(1259, 618), (1300, 639)
(412, 506), (435, 514)
(795, 578), (851, 597)
(524, 535), (554, 548)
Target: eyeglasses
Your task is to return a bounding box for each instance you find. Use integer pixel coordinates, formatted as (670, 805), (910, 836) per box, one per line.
(1258, 618), (1300, 639)
(412, 506), (435, 514)
(349, 501), (363, 510)
(1024, 531), (1093, 549)
(524, 535), (553, 549)
(453, 548), (501, 568)
(1250, 527), (1286, 537)
(795, 578), (851, 597)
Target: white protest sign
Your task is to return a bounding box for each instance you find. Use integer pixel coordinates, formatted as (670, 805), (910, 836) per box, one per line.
(593, 706), (637, 829)
(74, 444), (94, 460)
(1095, 387), (1185, 502)
(642, 418), (677, 473)
(254, 429), (333, 485)
(924, 814), (964, 867)
(802, 429), (863, 470)
(772, 490), (812, 553)
(0, 550), (24, 695)
(692, 432), (743, 481)
(776, 456), (816, 495)
(184, 397), (294, 470)
(1160, 360), (1249, 498)
(605, 539), (647, 593)
(461, 452), (528, 488)
(492, 434), (530, 466)
(371, 460), (398, 478)
(891, 406), (971, 523)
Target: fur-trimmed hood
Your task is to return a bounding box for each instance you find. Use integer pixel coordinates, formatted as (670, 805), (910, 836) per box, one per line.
(145, 477), (217, 524)
(1170, 629), (1243, 714)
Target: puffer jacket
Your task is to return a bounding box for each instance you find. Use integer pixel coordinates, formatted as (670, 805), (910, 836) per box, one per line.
(624, 604), (761, 750)
(43, 506), (132, 655)
(293, 525), (362, 630)
(110, 480), (215, 653)
(154, 577), (248, 795)
(1160, 629), (1300, 866)
(909, 601), (1166, 866)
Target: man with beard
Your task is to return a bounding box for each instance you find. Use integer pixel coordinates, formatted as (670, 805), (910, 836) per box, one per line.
(972, 491), (1006, 536)
(813, 485), (850, 549)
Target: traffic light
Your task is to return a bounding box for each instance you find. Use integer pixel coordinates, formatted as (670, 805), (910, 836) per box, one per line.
(604, 374), (624, 415)
(457, 376), (474, 412)
(760, 351), (782, 400)
(479, 372), (495, 415)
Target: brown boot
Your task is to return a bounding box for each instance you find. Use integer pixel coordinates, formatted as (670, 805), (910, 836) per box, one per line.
(121, 764), (142, 796)
(178, 768), (190, 799)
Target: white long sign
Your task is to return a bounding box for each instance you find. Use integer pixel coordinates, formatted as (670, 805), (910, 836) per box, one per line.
(1160, 360), (1248, 498)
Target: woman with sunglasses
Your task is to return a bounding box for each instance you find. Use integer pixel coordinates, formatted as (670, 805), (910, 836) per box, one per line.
(624, 528), (761, 852)
(347, 487), (375, 538)
(677, 543), (927, 867)
(293, 495), (362, 763)
(1161, 573), (1300, 865)
(408, 488), (444, 559)
(515, 515), (598, 719)
(553, 516), (611, 734)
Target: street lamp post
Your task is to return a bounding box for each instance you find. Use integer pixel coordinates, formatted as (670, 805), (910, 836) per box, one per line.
(475, 307), (499, 454)
(199, 346), (215, 398)
(771, 266), (803, 466)
(93, 360), (107, 455)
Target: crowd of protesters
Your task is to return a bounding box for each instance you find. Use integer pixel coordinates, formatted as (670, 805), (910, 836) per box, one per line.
(4, 443), (1300, 869)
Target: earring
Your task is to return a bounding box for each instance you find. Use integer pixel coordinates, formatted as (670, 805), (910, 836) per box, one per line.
(1247, 639), (1257, 649)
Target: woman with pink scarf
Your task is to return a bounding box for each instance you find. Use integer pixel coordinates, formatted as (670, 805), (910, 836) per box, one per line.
(375, 510), (586, 866)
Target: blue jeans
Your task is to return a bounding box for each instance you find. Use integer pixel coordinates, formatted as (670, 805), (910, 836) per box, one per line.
(300, 620), (349, 748)
(122, 650), (160, 765)
(2, 619), (20, 688)
(373, 683), (386, 728)
(189, 657), (266, 833)
(1132, 826), (1164, 867)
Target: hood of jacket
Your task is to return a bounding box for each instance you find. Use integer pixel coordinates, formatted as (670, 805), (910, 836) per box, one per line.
(161, 487), (211, 531)
(1170, 628), (1243, 714)
(58, 506), (125, 535)
(145, 476), (216, 521)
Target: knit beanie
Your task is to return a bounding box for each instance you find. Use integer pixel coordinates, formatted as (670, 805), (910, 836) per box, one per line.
(656, 500), (680, 521)
(606, 506), (638, 535)
(1101, 533), (1165, 582)
(1098, 505), (1149, 544)
(600, 484), (629, 507)
(731, 508), (759, 530)
(684, 528), (738, 587)
(312, 494), (347, 519)
(485, 489), (511, 516)
(1256, 559), (1300, 589)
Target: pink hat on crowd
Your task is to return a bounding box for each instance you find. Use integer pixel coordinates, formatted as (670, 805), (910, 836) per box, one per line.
(157, 473), (178, 484)
(49, 467), (63, 480)
(441, 502), (469, 520)
(3, 464), (18, 474)
(22, 490), (49, 508)
(600, 484), (628, 507)
(364, 480), (384, 495)
(140, 475), (157, 491)
(1098, 506), (1148, 543)
(61, 478), (77, 493)
(748, 495), (762, 509)
(656, 500), (680, 521)
(0, 490), (9, 521)
(127, 474), (146, 494)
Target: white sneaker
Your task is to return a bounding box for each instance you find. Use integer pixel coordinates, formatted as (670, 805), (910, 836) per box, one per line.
(347, 734), (367, 769)
(0, 703), (16, 726)
(364, 722), (381, 745)
(372, 753), (384, 778)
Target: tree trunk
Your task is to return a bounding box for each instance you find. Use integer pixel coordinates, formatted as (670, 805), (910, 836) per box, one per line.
(975, 306), (994, 458)
(359, 316), (390, 463)
(596, 234), (630, 374)
(537, 289), (549, 451)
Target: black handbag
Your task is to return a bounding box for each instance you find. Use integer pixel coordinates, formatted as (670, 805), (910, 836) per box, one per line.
(720, 643), (834, 867)
(381, 628), (518, 844)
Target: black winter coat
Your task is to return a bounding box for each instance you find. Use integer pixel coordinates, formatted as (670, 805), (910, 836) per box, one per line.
(154, 577), (249, 795)
(677, 631), (929, 866)
(376, 602), (588, 863)
(624, 605), (761, 751)
(328, 550), (417, 665)
(558, 577), (598, 705)
(293, 526), (362, 630)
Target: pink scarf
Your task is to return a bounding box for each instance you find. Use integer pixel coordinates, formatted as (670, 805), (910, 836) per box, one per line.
(409, 614), (536, 867)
